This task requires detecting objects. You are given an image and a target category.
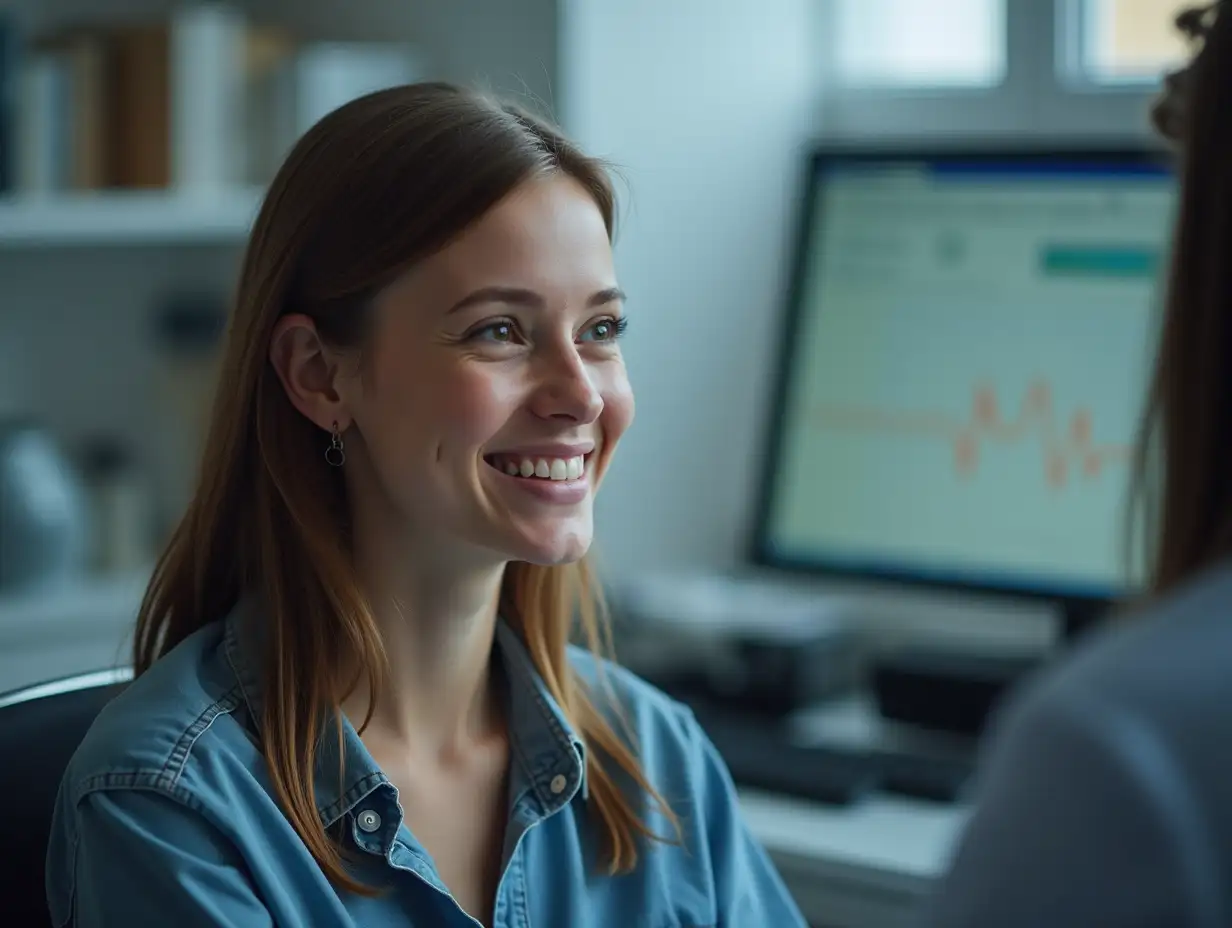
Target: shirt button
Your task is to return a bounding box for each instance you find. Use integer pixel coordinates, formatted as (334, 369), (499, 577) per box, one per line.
(357, 809), (382, 833)
(549, 774), (568, 795)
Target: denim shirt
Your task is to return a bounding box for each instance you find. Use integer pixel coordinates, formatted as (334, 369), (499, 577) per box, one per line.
(46, 602), (807, 927)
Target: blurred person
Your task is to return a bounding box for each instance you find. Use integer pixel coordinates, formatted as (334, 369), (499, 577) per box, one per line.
(44, 83), (806, 928)
(921, 4), (1232, 926)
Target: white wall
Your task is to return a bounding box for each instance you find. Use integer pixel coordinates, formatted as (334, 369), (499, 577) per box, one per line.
(558, 0), (821, 579)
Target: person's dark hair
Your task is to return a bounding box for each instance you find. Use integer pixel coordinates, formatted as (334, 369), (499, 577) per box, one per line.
(1132, 2), (1232, 594)
(133, 82), (677, 894)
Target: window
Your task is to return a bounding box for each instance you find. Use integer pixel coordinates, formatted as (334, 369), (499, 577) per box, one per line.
(820, 0), (1183, 138)
(1077, 0), (1192, 84)
(830, 0), (1006, 89)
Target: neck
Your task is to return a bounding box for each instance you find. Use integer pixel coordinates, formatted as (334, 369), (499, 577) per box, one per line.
(343, 524), (508, 758)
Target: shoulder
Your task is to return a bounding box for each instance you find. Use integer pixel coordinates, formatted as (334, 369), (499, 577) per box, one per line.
(1005, 562), (1232, 751)
(925, 572), (1232, 927)
(958, 564), (1232, 864)
(60, 621), (255, 808)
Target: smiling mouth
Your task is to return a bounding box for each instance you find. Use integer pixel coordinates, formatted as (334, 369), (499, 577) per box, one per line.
(483, 453), (591, 482)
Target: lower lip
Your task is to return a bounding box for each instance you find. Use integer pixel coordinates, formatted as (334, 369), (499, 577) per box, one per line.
(488, 464), (591, 504)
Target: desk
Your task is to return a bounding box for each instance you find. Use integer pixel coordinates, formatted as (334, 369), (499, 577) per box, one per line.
(740, 788), (969, 927)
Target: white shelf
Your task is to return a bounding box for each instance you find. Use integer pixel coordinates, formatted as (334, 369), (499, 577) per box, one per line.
(0, 187), (265, 247)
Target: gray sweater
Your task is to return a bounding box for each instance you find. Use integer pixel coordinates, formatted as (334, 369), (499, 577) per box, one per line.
(922, 565), (1232, 928)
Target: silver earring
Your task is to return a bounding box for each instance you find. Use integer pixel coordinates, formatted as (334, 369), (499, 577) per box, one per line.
(325, 421), (345, 467)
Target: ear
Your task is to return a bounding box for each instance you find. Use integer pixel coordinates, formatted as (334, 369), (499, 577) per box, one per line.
(269, 314), (353, 432)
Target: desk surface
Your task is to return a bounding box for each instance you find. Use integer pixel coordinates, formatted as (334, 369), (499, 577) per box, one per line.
(740, 789), (968, 927)
(740, 788), (967, 880)
(734, 694), (974, 926)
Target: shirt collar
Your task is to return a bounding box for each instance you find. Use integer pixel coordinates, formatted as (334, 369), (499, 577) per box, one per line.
(221, 598), (588, 827)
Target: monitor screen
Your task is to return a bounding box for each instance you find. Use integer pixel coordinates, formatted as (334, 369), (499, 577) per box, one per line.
(753, 150), (1177, 602)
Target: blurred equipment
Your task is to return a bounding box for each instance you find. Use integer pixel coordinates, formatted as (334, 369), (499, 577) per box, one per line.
(617, 573), (975, 805)
(751, 146), (1175, 734)
(0, 422), (89, 594)
(870, 647), (1041, 738)
(618, 572), (866, 716)
(694, 705), (972, 807)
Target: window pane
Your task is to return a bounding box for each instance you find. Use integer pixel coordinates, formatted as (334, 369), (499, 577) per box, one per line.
(832, 0), (1006, 89)
(1080, 0), (1191, 83)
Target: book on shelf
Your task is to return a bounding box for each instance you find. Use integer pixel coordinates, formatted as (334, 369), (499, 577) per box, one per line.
(0, 2), (423, 203)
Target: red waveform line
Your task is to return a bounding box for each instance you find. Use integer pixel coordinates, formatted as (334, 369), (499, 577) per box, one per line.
(811, 380), (1131, 490)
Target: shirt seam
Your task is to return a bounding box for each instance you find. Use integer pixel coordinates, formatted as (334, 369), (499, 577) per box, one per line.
(71, 685), (244, 799)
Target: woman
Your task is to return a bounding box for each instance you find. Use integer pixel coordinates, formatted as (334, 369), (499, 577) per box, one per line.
(924, 4), (1232, 926)
(45, 84), (805, 927)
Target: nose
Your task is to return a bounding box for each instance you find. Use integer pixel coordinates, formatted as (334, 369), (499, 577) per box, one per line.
(529, 343), (603, 423)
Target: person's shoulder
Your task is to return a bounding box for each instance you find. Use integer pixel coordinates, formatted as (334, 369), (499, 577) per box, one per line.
(61, 621), (256, 808)
(1018, 562), (1232, 730)
(979, 561), (1232, 802)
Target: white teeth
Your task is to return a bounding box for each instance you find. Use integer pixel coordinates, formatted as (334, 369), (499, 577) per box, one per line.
(496, 455), (588, 481)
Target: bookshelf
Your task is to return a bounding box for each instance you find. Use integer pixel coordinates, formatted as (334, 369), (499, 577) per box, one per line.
(0, 186), (264, 247)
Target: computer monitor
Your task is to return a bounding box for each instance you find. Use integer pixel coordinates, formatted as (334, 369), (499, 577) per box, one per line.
(751, 148), (1177, 625)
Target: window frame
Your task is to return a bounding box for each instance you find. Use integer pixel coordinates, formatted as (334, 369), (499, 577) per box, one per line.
(818, 0), (1171, 144)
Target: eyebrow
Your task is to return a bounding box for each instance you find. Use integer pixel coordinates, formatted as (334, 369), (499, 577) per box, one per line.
(445, 285), (626, 314)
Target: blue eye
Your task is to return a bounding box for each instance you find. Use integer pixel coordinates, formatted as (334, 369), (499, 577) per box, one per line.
(581, 316), (629, 343)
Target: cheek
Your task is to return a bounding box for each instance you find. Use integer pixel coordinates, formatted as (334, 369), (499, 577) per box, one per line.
(430, 369), (521, 446)
(361, 356), (507, 460)
(600, 366), (635, 441)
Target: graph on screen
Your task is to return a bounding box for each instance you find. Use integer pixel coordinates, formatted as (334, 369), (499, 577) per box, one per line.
(810, 380), (1132, 491)
(758, 153), (1176, 596)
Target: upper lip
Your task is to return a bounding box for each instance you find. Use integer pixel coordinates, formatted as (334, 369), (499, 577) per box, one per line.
(486, 442), (595, 458)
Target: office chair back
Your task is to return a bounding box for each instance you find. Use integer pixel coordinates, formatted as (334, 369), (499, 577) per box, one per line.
(0, 669), (131, 928)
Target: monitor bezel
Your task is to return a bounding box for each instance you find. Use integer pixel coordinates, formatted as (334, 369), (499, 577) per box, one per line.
(748, 143), (1175, 621)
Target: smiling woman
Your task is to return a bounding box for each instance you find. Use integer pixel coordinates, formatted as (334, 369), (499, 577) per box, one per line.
(42, 83), (806, 928)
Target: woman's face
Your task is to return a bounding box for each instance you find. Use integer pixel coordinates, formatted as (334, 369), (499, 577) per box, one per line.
(336, 174), (633, 568)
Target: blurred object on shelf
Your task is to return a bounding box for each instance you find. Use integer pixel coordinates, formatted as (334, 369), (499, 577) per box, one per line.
(265, 41), (421, 177)
(171, 1), (247, 192)
(243, 24), (297, 187)
(2, 2), (424, 196)
(0, 420), (90, 594)
(77, 435), (154, 576)
(151, 293), (227, 521)
(107, 23), (172, 189)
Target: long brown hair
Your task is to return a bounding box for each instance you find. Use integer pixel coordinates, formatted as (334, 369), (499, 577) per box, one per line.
(133, 83), (676, 893)
(1131, 3), (1232, 595)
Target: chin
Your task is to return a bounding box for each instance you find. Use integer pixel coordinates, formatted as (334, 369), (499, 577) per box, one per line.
(501, 522), (594, 566)
(514, 535), (593, 567)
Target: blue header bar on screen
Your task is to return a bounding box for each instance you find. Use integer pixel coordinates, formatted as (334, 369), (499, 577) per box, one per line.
(824, 158), (1172, 181)
(929, 160), (1171, 179)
